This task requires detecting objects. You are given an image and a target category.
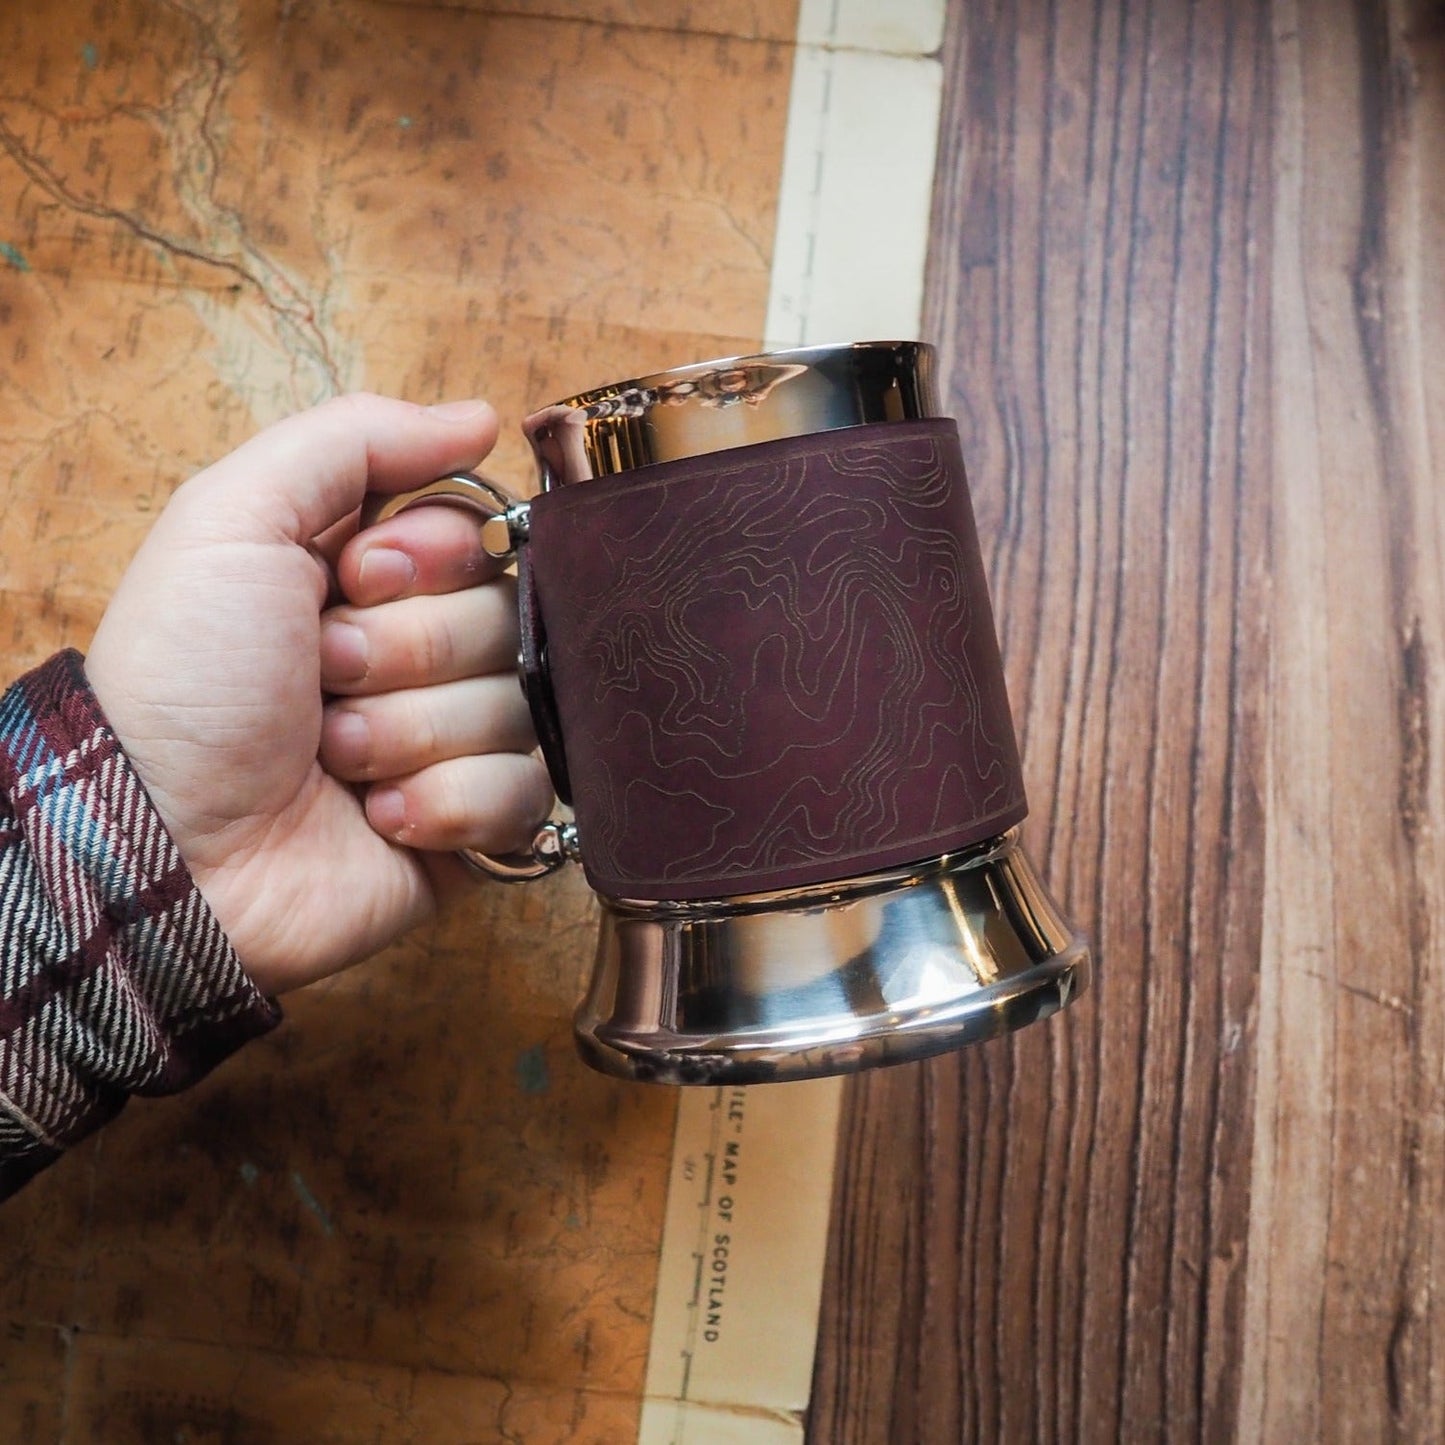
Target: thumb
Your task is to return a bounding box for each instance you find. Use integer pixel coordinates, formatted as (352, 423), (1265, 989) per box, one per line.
(180, 393), (501, 544)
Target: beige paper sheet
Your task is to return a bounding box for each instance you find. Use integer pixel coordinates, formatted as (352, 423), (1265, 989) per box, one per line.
(0, 2), (943, 1438)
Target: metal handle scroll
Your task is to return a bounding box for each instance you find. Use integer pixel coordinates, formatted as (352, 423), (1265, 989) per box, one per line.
(361, 472), (532, 561)
(357, 472), (580, 883)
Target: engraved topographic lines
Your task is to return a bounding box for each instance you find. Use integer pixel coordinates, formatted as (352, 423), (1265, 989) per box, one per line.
(543, 424), (1024, 894)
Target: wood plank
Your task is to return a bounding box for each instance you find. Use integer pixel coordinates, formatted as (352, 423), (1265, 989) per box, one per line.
(813, 1), (1445, 1439)
(1244, 2), (1445, 1439)
(811, 1), (1273, 1437)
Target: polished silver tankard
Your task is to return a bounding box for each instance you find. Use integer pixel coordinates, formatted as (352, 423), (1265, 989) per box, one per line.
(370, 342), (1090, 1084)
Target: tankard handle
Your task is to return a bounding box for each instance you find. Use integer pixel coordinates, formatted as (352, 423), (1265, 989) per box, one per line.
(358, 473), (581, 883)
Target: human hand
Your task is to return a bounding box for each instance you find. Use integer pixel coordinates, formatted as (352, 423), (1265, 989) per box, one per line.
(85, 394), (552, 996)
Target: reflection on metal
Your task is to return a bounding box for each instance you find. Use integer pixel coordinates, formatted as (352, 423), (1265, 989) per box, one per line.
(575, 829), (1091, 1084)
(359, 471), (529, 560)
(522, 341), (941, 487)
(458, 819), (581, 884)
(368, 342), (1092, 1083)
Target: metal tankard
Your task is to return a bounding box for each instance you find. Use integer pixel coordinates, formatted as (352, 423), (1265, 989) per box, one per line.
(369, 342), (1091, 1084)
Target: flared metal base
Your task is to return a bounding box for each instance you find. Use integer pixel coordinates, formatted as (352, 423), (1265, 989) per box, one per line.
(574, 829), (1091, 1085)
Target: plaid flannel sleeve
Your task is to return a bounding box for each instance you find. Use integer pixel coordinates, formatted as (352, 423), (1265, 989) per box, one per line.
(0, 650), (281, 1199)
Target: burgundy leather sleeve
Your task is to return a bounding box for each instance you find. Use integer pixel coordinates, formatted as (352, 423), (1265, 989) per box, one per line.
(516, 542), (573, 806)
(525, 418), (1027, 902)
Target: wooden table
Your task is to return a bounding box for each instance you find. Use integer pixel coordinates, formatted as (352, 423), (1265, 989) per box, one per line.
(810, 3), (1445, 1440)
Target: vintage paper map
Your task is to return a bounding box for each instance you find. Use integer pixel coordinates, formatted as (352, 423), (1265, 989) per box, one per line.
(0, 2), (942, 1439)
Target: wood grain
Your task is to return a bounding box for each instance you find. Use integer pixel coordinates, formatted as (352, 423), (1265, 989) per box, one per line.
(811, 0), (1444, 1439)
(1245, 2), (1445, 1440)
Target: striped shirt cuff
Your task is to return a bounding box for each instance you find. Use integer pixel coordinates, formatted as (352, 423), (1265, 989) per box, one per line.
(0, 650), (281, 1198)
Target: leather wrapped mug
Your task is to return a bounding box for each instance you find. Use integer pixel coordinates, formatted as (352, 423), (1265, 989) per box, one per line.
(370, 342), (1090, 1083)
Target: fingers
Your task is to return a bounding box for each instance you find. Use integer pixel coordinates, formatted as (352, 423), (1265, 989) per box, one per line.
(365, 753), (555, 855)
(321, 660), (552, 853)
(318, 549), (545, 855)
(177, 393), (502, 544)
(320, 579), (519, 694)
(336, 502), (509, 607)
(294, 402), (544, 857)
(321, 675), (536, 781)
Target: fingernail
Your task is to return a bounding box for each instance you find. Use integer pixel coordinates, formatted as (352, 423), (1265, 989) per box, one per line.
(367, 787), (407, 837)
(357, 547), (416, 602)
(326, 710), (372, 774)
(426, 398), (491, 421)
(319, 620), (368, 683)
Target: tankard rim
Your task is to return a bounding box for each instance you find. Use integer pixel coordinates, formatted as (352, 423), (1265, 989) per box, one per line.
(521, 339), (941, 486)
